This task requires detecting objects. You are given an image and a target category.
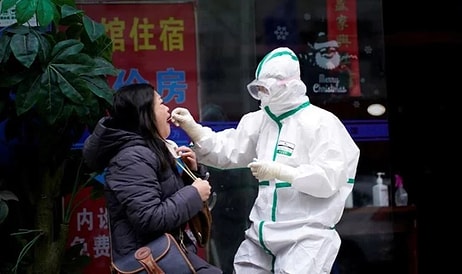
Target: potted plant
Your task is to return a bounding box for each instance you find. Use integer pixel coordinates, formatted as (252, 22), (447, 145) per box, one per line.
(0, 0), (117, 272)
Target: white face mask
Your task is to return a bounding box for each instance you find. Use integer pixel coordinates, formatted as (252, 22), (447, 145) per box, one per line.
(260, 81), (287, 108)
(259, 90), (271, 106)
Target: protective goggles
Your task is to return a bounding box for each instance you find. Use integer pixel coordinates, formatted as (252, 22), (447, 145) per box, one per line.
(246, 78), (277, 100)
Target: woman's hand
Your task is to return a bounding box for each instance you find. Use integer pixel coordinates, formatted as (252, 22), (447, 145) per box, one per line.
(192, 178), (211, 202)
(176, 145), (198, 171)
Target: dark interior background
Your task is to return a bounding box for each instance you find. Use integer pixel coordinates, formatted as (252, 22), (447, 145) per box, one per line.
(383, 1), (461, 272)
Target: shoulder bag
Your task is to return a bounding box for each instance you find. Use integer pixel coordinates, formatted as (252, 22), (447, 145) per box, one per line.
(111, 233), (196, 274)
(188, 201), (212, 247)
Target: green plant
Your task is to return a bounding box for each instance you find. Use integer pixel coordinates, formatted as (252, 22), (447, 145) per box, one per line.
(0, 0), (118, 272)
(0, 189), (19, 224)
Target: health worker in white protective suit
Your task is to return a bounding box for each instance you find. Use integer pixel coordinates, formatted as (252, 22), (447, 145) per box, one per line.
(171, 47), (360, 274)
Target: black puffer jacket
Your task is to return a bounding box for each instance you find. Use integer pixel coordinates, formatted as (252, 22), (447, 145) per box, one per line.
(82, 117), (206, 260)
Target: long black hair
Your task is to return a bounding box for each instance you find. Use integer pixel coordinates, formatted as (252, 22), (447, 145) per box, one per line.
(110, 83), (176, 171)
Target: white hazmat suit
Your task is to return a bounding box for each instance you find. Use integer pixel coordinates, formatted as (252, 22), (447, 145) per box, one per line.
(171, 47), (360, 274)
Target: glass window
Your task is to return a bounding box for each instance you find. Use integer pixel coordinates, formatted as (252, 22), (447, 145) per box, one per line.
(73, 1), (416, 273)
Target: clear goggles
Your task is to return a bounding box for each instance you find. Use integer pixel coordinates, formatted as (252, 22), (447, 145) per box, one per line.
(246, 78), (277, 100)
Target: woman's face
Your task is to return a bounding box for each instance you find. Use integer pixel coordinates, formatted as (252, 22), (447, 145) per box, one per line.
(153, 91), (171, 139)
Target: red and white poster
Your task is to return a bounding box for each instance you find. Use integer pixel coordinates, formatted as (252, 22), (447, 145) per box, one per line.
(64, 186), (110, 273)
(326, 0), (361, 96)
(79, 1), (200, 119)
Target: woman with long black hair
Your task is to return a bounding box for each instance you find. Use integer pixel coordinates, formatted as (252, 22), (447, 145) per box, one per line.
(83, 83), (222, 273)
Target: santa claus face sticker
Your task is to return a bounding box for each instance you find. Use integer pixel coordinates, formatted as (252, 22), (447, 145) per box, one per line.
(315, 41), (341, 70)
(302, 32), (357, 94)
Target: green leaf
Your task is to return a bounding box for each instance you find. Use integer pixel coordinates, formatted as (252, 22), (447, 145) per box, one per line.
(56, 71), (84, 104)
(51, 39), (83, 60)
(0, 35), (12, 62)
(69, 76), (95, 105)
(53, 63), (91, 75)
(85, 103), (102, 122)
(61, 4), (82, 18)
(39, 72), (64, 124)
(53, 53), (95, 75)
(36, 0), (55, 27)
(0, 200), (8, 224)
(45, 104), (63, 125)
(52, 2), (61, 26)
(0, 70), (28, 87)
(64, 53), (94, 65)
(95, 35), (114, 60)
(30, 29), (51, 64)
(1, 0), (18, 13)
(15, 0), (38, 25)
(61, 103), (77, 120)
(81, 31), (113, 60)
(82, 75), (114, 104)
(10, 33), (39, 68)
(3, 24), (30, 34)
(53, 0), (75, 7)
(66, 103), (89, 118)
(15, 73), (43, 115)
(82, 15), (105, 42)
(0, 190), (19, 201)
(89, 57), (119, 76)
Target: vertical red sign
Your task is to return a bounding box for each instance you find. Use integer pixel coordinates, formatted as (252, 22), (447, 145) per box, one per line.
(326, 0), (361, 97)
(64, 186), (110, 273)
(79, 1), (200, 119)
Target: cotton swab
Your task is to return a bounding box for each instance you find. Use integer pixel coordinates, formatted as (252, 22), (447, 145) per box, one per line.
(164, 139), (197, 180)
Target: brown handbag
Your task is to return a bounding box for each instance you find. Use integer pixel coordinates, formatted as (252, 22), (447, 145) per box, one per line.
(111, 233), (196, 274)
(188, 202), (212, 247)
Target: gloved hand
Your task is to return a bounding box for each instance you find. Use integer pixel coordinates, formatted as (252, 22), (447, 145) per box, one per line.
(247, 159), (298, 182)
(171, 107), (205, 142)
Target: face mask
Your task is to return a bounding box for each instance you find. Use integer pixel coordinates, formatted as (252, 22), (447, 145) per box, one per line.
(260, 81), (286, 108)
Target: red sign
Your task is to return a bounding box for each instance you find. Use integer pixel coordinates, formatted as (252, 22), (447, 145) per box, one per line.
(64, 186), (206, 273)
(326, 0), (361, 97)
(63, 186), (110, 273)
(79, 1), (200, 119)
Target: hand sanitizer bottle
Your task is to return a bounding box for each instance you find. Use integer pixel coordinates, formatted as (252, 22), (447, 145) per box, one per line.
(372, 172), (389, 206)
(394, 174), (408, 206)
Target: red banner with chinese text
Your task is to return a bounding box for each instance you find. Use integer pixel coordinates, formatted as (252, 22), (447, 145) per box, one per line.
(79, 2), (200, 119)
(326, 0), (361, 96)
(63, 186), (110, 273)
(64, 185), (207, 273)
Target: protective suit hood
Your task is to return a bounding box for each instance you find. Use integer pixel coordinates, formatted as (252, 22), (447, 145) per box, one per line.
(247, 47), (308, 115)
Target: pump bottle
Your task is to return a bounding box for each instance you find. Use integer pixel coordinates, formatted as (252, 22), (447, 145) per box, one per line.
(394, 174), (408, 206)
(372, 172), (389, 206)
